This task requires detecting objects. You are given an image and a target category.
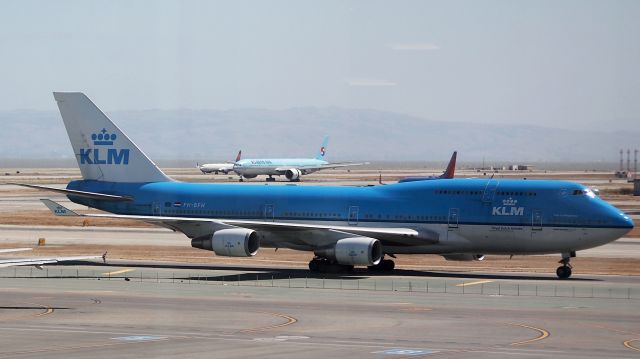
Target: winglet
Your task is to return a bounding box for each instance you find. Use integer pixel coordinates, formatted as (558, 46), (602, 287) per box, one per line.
(40, 199), (80, 217)
(440, 151), (457, 179)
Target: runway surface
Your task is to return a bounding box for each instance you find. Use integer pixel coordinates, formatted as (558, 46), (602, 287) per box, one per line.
(0, 268), (639, 359)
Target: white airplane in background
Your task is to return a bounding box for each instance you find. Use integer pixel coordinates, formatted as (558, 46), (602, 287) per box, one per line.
(0, 248), (105, 268)
(197, 150), (242, 174)
(233, 136), (367, 182)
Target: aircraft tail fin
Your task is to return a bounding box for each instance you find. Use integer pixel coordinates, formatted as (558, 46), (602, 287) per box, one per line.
(315, 136), (330, 160)
(53, 92), (171, 183)
(440, 151), (457, 179)
(235, 150), (242, 162)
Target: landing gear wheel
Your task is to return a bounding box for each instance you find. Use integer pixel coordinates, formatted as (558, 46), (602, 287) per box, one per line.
(266, 176), (276, 182)
(239, 177), (244, 182)
(556, 251), (575, 279)
(308, 258), (353, 273)
(368, 259), (395, 272)
(556, 266), (572, 279)
(309, 259), (320, 272)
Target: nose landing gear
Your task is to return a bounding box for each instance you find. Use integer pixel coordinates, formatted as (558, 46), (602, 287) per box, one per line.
(556, 251), (576, 279)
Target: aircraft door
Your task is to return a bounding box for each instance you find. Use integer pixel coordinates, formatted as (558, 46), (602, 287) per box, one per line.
(448, 208), (459, 229)
(152, 202), (162, 216)
(482, 181), (499, 203)
(532, 209), (542, 231)
(264, 204), (274, 221)
(348, 206), (359, 225)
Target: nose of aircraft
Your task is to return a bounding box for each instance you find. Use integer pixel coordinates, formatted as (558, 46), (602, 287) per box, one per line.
(619, 212), (635, 230)
(606, 205), (634, 232)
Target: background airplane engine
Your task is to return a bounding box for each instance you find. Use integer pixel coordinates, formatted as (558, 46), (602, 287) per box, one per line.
(285, 168), (302, 181)
(191, 228), (259, 257)
(316, 237), (382, 266)
(441, 254), (485, 261)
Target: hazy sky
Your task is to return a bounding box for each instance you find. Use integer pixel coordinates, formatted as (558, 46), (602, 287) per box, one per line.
(1, 0), (638, 131)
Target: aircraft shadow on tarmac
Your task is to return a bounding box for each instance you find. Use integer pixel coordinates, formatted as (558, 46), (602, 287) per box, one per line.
(62, 261), (599, 282)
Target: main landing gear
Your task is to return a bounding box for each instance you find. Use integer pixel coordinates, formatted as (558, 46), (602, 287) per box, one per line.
(266, 176), (276, 182)
(368, 259), (395, 272)
(556, 251), (576, 279)
(307, 257), (396, 273)
(308, 257), (353, 273)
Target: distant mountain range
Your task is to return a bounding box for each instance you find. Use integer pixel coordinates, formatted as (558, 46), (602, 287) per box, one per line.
(0, 108), (636, 163)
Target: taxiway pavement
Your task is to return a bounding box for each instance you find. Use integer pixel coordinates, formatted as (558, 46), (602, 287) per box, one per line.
(0, 270), (639, 359)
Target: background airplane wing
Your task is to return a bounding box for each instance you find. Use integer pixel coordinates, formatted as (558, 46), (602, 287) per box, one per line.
(274, 162), (369, 174)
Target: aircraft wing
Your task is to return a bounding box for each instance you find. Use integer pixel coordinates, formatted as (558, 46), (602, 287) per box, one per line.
(41, 200), (439, 245)
(0, 255), (105, 268)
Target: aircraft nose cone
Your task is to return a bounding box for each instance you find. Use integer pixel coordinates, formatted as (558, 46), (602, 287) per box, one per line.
(610, 210), (634, 231)
(621, 213), (635, 229)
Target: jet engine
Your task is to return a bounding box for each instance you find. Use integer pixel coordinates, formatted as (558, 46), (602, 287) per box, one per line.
(285, 168), (302, 181)
(191, 228), (259, 257)
(441, 253), (485, 261)
(315, 237), (382, 266)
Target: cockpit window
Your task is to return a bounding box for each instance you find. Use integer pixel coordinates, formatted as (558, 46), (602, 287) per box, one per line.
(573, 189), (596, 198)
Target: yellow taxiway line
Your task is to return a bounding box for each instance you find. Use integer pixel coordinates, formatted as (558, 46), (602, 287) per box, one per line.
(102, 269), (135, 276)
(456, 280), (494, 287)
(509, 323), (550, 346)
(238, 312), (298, 333)
(623, 339), (640, 352)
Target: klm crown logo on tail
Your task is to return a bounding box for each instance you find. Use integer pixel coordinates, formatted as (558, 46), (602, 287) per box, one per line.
(79, 128), (130, 165)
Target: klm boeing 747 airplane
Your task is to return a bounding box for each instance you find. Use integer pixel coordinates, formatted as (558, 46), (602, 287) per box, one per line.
(233, 136), (365, 182)
(26, 93), (634, 279)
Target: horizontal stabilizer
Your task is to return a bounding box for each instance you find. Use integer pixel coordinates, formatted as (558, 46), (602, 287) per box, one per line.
(10, 183), (133, 201)
(41, 199), (80, 216)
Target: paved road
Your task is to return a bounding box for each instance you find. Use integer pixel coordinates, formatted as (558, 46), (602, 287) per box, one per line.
(0, 272), (638, 359)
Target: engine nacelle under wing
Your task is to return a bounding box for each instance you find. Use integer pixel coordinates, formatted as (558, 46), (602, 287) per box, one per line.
(191, 228), (259, 257)
(285, 168), (302, 181)
(441, 253), (485, 261)
(315, 237), (382, 266)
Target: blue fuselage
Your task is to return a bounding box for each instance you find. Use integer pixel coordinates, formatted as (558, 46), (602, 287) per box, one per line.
(65, 178), (633, 255)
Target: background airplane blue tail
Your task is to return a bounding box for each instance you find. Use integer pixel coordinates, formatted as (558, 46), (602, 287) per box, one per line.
(315, 136), (330, 160)
(53, 92), (171, 183)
